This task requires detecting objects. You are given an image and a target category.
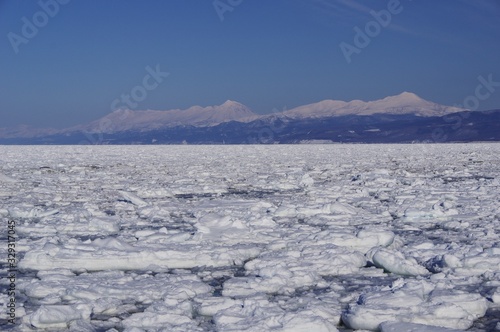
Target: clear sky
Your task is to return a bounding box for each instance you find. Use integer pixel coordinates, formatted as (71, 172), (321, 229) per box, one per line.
(1, 0), (499, 129)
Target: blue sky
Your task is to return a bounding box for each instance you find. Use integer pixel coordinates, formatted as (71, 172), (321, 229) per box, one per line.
(1, 0), (499, 128)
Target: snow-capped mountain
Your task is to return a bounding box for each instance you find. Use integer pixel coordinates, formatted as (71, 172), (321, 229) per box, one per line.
(1, 92), (490, 143)
(279, 92), (464, 119)
(67, 92), (465, 134)
(70, 100), (256, 134)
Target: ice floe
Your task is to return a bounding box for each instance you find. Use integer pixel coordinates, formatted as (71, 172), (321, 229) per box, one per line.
(0, 144), (498, 330)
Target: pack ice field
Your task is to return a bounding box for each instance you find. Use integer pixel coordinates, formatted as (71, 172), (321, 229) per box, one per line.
(0, 144), (499, 331)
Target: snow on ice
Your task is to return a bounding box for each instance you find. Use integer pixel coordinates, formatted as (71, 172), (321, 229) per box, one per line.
(0, 144), (499, 331)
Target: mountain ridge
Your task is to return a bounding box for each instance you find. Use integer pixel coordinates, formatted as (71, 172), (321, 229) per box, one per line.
(66, 99), (256, 134)
(0, 92), (478, 140)
(67, 92), (468, 135)
(277, 92), (464, 119)
(2, 109), (498, 145)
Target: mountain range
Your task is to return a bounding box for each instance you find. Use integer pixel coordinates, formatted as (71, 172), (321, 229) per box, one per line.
(1, 92), (499, 144)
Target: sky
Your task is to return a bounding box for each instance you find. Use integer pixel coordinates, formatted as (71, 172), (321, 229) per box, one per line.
(1, 0), (500, 129)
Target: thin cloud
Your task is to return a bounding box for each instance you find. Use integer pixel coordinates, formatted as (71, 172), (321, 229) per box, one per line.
(334, 0), (372, 14)
(458, 0), (500, 13)
(300, 0), (419, 36)
(456, 0), (500, 31)
(386, 23), (419, 36)
(307, 0), (373, 18)
(306, 0), (360, 20)
(419, 0), (500, 47)
(298, 0), (498, 46)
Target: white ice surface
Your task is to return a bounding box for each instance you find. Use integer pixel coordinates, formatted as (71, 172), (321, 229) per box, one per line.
(342, 278), (488, 330)
(0, 144), (499, 331)
(379, 321), (462, 332)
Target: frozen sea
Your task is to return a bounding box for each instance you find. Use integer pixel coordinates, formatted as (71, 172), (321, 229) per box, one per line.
(0, 144), (499, 331)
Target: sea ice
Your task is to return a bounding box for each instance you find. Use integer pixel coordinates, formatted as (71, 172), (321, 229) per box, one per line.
(342, 278), (489, 330)
(1, 144), (497, 331)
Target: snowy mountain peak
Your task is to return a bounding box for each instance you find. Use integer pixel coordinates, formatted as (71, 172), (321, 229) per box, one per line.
(217, 100), (253, 114)
(379, 92), (427, 105)
(221, 99), (240, 106)
(1, 93), (473, 139)
(396, 91), (422, 100)
(72, 100), (256, 134)
(281, 92), (465, 119)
